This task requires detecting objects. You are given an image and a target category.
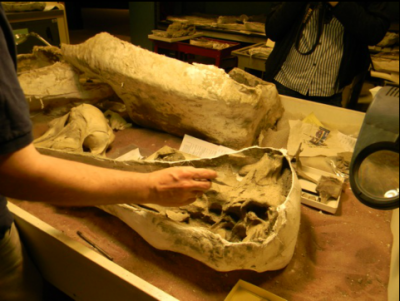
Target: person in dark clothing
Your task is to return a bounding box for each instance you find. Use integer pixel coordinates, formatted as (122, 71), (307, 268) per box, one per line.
(263, 2), (391, 107)
(0, 4), (217, 300)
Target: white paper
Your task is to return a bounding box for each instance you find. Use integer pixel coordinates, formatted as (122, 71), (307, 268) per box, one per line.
(115, 148), (142, 161)
(337, 132), (357, 152)
(179, 135), (235, 159)
(287, 120), (357, 157)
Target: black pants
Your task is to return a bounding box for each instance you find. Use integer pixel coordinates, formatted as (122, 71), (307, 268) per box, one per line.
(273, 80), (343, 107)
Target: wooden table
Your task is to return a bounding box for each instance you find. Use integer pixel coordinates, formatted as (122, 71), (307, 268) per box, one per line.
(9, 97), (394, 301)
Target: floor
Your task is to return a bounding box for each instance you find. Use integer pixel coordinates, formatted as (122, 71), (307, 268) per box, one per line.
(43, 281), (74, 301)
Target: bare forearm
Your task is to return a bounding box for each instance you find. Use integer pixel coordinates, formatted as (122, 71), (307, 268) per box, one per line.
(0, 145), (150, 206)
(0, 144), (217, 207)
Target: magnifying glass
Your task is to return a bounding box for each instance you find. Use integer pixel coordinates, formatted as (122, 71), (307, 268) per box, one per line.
(351, 144), (399, 210)
(350, 86), (399, 210)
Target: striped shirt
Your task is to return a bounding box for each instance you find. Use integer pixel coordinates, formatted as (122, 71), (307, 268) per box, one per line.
(275, 7), (345, 97)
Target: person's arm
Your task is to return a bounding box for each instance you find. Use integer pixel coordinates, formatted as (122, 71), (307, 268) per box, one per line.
(265, 2), (309, 42)
(330, 2), (391, 46)
(0, 14), (217, 209)
(0, 144), (217, 207)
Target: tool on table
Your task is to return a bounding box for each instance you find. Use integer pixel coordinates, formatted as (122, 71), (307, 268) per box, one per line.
(77, 231), (114, 261)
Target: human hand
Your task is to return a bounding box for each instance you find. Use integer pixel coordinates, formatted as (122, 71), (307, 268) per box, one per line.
(146, 167), (218, 207)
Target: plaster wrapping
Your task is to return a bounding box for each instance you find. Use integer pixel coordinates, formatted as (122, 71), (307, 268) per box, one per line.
(61, 33), (284, 149)
(17, 46), (64, 74)
(18, 61), (115, 112)
(36, 146), (302, 272)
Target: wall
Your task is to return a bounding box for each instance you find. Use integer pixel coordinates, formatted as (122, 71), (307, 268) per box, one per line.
(129, 2), (156, 50)
(181, 2), (273, 16)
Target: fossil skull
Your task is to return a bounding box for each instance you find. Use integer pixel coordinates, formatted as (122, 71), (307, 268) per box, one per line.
(34, 104), (115, 156)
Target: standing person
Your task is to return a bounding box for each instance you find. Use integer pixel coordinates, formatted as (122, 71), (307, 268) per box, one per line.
(263, 2), (390, 107)
(0, 3), (217, 300)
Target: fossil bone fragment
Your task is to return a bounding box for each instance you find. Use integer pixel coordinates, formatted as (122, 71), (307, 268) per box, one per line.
(293, 144), (318, 184)
(61, 33), (284, 149)
(104, 110), (132, 131)
(316, 176), (343, 204)
(166, 22), (196, 38)
(34, 104), (115, 156)
(36, 146), (301, 272)
(144, 146), (198, 162)
(3, 2), (46, 12)
(17, 46), (63, 74)
(244, 22), (266, 33)
(18, 62), (115, 112)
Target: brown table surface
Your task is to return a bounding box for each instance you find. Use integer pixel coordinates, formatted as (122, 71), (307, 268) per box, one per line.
(11, 113), (394, 301)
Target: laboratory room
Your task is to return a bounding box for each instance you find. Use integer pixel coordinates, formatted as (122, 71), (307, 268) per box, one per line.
(0, 1), (399, 301)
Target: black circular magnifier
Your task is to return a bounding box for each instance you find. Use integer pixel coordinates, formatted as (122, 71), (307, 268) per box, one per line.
(350, 86), (399, 210)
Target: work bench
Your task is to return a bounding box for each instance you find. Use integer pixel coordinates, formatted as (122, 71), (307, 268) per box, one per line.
(9, 96), (395, 301)
(149, 35), (242, 68)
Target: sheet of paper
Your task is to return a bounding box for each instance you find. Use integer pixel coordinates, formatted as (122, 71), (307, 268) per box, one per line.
(179, 135), (235, 159)
(287, 120), (357, 157)
(115, 148), (142, 161)
(337, 132), (357, 152)
(302, 112), (325, 127)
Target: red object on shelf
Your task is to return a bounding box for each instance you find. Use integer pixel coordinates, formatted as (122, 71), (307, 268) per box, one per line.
(149, 37), (241, 68)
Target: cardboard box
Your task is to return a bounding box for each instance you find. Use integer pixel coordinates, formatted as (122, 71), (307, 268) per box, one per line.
(225, 280), (287, 301)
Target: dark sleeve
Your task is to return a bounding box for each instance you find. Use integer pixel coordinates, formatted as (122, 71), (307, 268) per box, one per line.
(332, 2), (391, 46)
(265, 2), (309, 41)
(0, 21), (33, 155)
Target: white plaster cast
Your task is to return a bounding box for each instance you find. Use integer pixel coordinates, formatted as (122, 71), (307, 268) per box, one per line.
(18, 62), (115, 112)
(61, 33), (284, 149)
(36, 146), (301, 272)
(17, 46), (63, 74)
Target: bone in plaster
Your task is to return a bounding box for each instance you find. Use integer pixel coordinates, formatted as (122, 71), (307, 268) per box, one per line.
(61, 33), (284, 149)
(104, 110), (132, 131)
(18, 61), (115, 112)
(34, 104), (115, 156)
(2, 2), (46, 12)
(17, 46), (64, 74)
(35, 146), (301, 272)
(316, 176), (344, 204)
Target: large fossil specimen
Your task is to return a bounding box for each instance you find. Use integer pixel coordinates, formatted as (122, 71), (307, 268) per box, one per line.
(2, 2), (46, 12)
(17, 46), (64, 74)
(61, 33), (284, 149)
(17, 47), (115, 112)
(34, 104), (115, 156)
(36, 146), (301, 272)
